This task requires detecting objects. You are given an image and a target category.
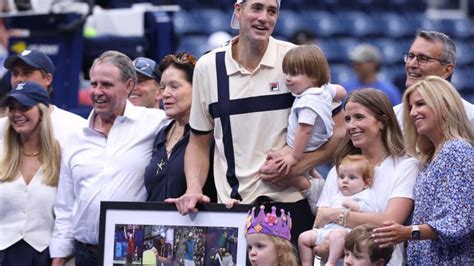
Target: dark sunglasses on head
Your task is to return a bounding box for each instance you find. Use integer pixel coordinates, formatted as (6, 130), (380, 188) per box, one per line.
(133, 59), (150, 70)
(165, 52), (197, 66)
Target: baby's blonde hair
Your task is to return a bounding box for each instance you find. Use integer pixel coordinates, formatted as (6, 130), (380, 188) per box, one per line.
(337, 154), (375, 187)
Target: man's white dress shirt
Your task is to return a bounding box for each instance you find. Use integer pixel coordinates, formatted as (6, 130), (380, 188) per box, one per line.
(49, 101), (167, 257)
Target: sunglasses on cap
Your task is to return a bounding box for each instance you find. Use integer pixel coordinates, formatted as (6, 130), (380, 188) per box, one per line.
(133, 58), (161, 81)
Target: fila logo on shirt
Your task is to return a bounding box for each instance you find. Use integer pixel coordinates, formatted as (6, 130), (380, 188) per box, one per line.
(269, 82), (279, 92)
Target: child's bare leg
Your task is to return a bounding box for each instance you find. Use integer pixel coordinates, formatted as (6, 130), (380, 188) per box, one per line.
(298, 229), (318, 266)
(326, 229), (348, 266)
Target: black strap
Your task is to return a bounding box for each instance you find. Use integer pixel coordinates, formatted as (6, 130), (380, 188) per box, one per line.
(215, 51), (242, 201)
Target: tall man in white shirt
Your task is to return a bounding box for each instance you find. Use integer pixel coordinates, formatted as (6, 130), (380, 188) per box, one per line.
(166, 0), (346, 246)
(1, 49), (86, 144)
(49, 51), (167, 266)
(394, 30), (473, 128)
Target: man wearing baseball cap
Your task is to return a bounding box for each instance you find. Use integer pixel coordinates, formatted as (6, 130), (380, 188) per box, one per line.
(4, 49), (55, 94)
(167, 0), (346, 245)
(1, 49), (86, 146)
(130, 57), (162, 109)
(344, 43), (401, 105)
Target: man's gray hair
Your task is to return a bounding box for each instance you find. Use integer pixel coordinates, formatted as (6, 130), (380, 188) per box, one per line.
(91, 50), (137, 85)
(416, 30), (456, 65)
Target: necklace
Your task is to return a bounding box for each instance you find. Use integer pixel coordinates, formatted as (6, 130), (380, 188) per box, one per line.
(156, 122), (185, 176)
(165, 122), (185, 155)
(373, 154), (389, 168)
(21, 150), (40, 157)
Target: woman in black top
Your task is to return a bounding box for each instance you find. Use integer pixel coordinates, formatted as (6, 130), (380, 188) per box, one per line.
(144, 52), (215, 202)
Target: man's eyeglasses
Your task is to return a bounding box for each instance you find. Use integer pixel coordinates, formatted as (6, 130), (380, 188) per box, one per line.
(165, 52), (197, 66)
(403, 53), (447, 65)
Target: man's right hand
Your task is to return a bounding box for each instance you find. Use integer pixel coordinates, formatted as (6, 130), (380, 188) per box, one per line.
(165, 192), (210, 215)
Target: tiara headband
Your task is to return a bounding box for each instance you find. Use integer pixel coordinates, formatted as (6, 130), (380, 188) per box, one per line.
(245, 205), (291, 241)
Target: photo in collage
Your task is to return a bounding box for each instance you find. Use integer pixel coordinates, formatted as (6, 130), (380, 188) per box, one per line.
(113, 224), (238, 266)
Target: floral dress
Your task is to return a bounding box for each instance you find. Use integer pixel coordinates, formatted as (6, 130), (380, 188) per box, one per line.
(407, 139), (473, 264)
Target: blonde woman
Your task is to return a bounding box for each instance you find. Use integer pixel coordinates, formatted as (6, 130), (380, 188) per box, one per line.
(373, 76), (473, 264)
(0, 82), (61, 266)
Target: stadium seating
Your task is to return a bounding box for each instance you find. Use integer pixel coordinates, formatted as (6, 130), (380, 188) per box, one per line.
(301, 10), (347, 37)
(176, 35), (209, 57)
(192, 9), (232, 35)
(337, 11), (383, 38)
(274, 9), (307, 39)
(452, 67), (474, 93)
(170, 1), (474, 98)
(455, 41), (474, 66)
(371, 38), (410, 65)
(373, 12), (413, 38)
(330, 64), (353, 84)
(173, 10), (202, 36)
(318, 38), (358, 63)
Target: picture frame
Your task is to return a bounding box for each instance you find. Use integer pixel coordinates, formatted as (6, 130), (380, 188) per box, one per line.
(98, 201), (252, 266)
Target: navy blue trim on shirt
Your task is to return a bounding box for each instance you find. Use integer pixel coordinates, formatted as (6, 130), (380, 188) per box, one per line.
(332, 101), (343, 116)
(208, 92), (342, 119)
(190, 128), (213, 135)
(215, 51), (242, 201)
(209, 93), (294, 118)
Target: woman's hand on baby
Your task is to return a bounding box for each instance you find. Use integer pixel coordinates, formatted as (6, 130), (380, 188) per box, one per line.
(372, 221), (411, 248)
(314, 207), (340, 228)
